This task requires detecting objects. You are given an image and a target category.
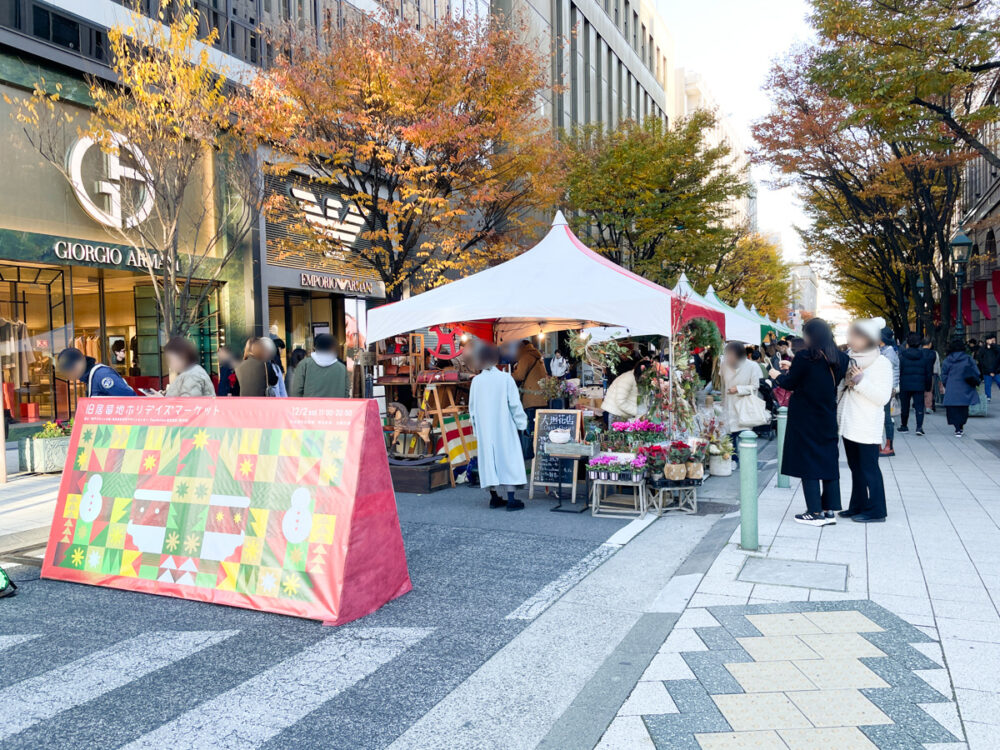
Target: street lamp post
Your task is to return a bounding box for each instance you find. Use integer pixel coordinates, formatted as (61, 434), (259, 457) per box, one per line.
(915, 277), (925, 336)
(952, 231), (973, 340)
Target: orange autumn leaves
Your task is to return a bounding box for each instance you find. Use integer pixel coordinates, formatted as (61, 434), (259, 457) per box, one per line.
(237, 13), (563, 296)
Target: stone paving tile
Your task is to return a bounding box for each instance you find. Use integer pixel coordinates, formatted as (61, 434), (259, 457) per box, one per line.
(619, 681), (679, 716)
(779, 726), (878, 750)
(636, 602), (957, 750)
(735, 636), (820, 662)
(693, 729), (787, 749)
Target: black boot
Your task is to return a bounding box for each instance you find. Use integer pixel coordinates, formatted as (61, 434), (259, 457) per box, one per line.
(506, 490), (525, 512)
(489, 490), (507, 508)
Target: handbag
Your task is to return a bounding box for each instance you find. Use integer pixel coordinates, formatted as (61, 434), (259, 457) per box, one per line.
(964, 361), (983, 387)
(733, 393), (769, 429)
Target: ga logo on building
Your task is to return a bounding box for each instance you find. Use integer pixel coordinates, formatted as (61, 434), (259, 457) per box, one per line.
(289, 186), (366, 256)
(66, 132), (154, 230)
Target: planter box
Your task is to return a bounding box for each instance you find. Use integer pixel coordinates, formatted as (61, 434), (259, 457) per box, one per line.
(19, 436), (71, 474)
(709, 455), (733, 477)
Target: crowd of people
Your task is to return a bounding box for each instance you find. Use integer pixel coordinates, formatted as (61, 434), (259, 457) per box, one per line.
(53, 332), (350, 400)
(721, 318), (989, 527)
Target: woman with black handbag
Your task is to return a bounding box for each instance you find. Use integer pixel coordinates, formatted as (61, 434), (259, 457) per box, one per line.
(941, 338), (982, 437)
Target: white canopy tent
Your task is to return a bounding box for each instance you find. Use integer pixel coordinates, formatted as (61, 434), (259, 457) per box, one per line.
(703, 284), (766, 344)
(367, 212), (680, 343)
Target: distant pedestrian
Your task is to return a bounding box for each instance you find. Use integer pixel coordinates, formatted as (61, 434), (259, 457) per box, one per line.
(285, 347), (307, 395)
(838, 318), (893, 523)
(217, 346), (237, 397)
(290, 334), (348, 398)
(879, 328), (900, 457)
(469, 344), (528, 511)
(769, 318), (848, 526)
(941, 337), (981, 437)
(259, 337), (288, 397)
(513, 339), (548, 456)
(922, 338), (940, 412)
(235, 337), (282, 397)
(976, 334), (1000, 402)
(56, 347), (135, 397)
(603, 359), (651, 423)
(897, 332), (932, 435)
(163, 338), (215, 397)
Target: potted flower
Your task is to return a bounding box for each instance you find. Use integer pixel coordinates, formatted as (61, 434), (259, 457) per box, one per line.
(687, 440), (707, 480)
(19, 420), (73, 473)
(629, 454), (647, 482)
(638, 444), (666, 478)
(708, 435), (735, 476)
(665, 441), (691, 481)
(588, 454), (614, 480)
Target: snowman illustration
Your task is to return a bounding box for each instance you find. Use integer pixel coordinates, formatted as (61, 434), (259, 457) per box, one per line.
(79, 475), (103, 523)
(281, 488), (313, 544)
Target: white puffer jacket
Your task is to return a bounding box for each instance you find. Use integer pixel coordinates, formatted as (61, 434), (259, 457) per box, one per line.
(837, 349), (892, 445)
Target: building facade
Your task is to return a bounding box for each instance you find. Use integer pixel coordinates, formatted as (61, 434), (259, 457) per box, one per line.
(496, 0), (678, 133)
(679, 71), (757, 232)
(789, 263), (818, 318)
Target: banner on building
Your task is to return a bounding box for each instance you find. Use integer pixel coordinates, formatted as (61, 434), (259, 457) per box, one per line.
(41, 397), (411, 625)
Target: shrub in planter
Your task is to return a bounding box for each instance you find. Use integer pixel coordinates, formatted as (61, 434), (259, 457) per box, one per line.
(19, 420), (73, 473)
(707, 435), (734, 476)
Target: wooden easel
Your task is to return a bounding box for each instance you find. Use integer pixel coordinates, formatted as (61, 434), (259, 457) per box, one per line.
(419, 383), (472, 487)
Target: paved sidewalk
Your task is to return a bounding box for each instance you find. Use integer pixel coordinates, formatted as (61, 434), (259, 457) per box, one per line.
(597, 407), (1000, 749)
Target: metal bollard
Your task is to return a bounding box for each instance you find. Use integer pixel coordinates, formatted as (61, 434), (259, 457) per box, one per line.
(776, 406), (789, 489)
(739, 430), (759, 551)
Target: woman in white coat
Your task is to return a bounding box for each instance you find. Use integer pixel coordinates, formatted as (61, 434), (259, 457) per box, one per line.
(838, 318), (893, 523)
(469, 344), (529, 511)
(721, 342), (767, 454)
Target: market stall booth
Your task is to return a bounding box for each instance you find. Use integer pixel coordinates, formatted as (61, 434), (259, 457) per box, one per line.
(366, 213), (727, 496)
(367, 212), (723, 344)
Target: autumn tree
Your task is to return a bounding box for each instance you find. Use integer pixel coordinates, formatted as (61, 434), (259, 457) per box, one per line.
(564, 112), (749, 284)
(240, 12), (561, 299)
(811, 0), (1000, 168)
(7, 0), (262, 338)
(709, 233), (791, 320)
(753, 51), (962, 341)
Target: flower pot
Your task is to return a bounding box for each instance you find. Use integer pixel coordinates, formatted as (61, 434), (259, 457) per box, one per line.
(587, 470), (597, 480)
(631, 471), (643, 483)
(686, 462), (704, 480)
(599, 470), (609, 480)
(663, 463), (687, 481)
(709, 455), (733, 477)
(548, 398), (566, 409)
(19, 436), (71, 473)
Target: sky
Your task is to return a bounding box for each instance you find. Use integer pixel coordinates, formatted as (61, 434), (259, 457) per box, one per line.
(656, 0), (813, 262)
(655, 0), (848, 326)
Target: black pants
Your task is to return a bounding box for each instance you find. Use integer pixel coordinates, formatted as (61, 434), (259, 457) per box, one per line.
(844, 438), (886, 519)
(946, 405), (969, 432)
(802, 478), (841, 514)
(899, 390), (925, 430)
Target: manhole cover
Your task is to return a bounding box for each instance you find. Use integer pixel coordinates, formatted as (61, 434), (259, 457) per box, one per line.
(738, 557), (848, 592)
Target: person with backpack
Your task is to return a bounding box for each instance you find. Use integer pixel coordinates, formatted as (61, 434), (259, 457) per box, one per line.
(897, 332), (933, 435)
(768, 318), (848, 526)
(878, 328), (900, 457)
(941, 337), (982, 437)
(56, 347), (136, 397)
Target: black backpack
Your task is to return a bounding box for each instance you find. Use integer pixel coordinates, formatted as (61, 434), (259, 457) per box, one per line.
(0, 566), (16, 598)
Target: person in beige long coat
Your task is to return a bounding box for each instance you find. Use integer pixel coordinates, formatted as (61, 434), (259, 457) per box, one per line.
(721, 342), (765, 435)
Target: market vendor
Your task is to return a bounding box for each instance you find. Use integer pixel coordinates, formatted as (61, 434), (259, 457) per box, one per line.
(602, 359), (651, 423)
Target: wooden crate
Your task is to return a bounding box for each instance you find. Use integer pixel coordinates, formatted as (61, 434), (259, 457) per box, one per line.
(389, 459), (452, 494)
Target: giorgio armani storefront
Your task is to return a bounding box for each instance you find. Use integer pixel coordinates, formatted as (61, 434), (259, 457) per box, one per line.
(0, 60), (253, 423)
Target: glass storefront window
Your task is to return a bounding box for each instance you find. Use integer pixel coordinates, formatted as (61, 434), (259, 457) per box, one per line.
(0, 262), (71, 422)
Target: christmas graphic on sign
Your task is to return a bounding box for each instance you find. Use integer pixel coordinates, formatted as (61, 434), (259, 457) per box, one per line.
(41, 398), (411, 624)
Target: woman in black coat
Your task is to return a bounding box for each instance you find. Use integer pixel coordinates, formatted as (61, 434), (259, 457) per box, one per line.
(768, 318), (849, 526)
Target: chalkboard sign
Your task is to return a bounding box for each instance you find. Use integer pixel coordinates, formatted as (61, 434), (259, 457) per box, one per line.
(529, 409), (583, 503)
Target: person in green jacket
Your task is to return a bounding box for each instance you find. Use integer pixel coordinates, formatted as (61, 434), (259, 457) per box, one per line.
(290, 334), (348, 398)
